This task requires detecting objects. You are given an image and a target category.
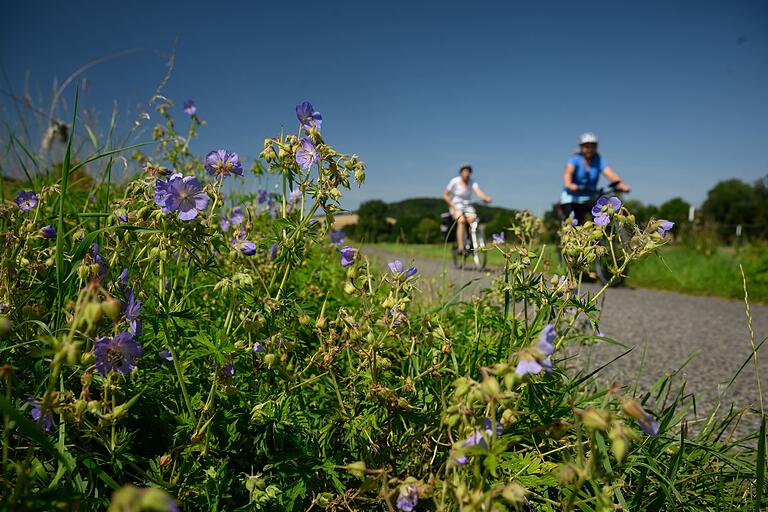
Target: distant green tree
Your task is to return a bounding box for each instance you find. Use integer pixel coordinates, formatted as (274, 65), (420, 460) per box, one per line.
(485, 211), (516, 239)
(355, 200), (391, 242)
(702, 179), (753, 240)
(752, 175), (768, 239)
(413, 217), (441, 244)
(658, 197), (690, 230)
(623, 199), (659, 226)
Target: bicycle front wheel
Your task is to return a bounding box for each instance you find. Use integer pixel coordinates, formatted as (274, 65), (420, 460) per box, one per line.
(470, 225), (487, 271)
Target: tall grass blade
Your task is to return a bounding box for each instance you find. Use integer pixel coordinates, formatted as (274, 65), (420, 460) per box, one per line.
(756, 417), (765, 512)
(55, 89), (78, 329)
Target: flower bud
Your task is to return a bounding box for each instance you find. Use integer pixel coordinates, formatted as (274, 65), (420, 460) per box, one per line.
(609, 427), (629, 463)
(481, 376), (501, 397)
(621, 399), (646, 421)
(354, 168), (365, 183)
(159, 453), (172, 468)
(344, 282), (356, 295)
(74, 399), (88, 416)
(501, 408), (516, 426)
(0, 316), (13, 337)
(329, 188), (341, 201)
(84, 302), (103, 326)
(346, 266), (358, 279)
(581, 408), (609, 431)
(87, 400), (100, 414)
(101, 297), (122, 322)
(501, 483), (527, 505)
(346, 461), (366, 478)
(315, 316), (327, 329)
(263, 353), (276, 368)
(81, 351), (95, 365)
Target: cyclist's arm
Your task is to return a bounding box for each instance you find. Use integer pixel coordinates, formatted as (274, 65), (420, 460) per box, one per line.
(474, 185), (492, 204)
(443, 188), (454, 207)
(601, 166), (631, 192)
(563, 163), (579, 191)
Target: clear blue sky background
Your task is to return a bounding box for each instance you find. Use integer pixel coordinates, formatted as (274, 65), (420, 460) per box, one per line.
(2, 0), (766, 213)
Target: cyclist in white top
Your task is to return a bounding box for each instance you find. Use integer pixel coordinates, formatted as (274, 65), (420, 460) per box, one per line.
(443, 164), (492, 254)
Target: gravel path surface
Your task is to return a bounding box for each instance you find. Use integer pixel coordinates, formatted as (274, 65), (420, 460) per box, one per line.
(366, 247), (768, 437)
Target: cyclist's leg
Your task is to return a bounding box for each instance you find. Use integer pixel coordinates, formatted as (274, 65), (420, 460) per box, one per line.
(451, 207), (466, 253)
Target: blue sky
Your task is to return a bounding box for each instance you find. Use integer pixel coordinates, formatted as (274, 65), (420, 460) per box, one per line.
(2, 0), (766, 214)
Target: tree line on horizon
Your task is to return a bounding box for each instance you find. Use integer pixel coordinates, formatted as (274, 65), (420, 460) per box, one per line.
(345, 175), (768, 245)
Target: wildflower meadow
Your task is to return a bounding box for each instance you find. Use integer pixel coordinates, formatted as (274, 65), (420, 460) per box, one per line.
(0, 95), (765, 511)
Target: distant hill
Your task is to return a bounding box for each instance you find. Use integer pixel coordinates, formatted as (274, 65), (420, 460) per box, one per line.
(385, 197), (516, 222)
(341, 197), (518, 244)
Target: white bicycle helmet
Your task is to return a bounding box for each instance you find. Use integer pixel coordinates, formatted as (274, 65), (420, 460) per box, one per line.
(579, 132), (598, 145)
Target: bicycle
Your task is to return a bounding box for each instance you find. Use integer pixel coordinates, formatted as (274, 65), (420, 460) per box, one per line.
(553, 182), (629, 287)
(440, 208), (487, 271)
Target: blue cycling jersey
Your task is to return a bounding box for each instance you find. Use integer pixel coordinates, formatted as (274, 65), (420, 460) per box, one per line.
(561, 154), (608, 204)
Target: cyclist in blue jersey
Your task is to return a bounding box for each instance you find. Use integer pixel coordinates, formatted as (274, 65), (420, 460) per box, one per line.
(560, 132), (630, 224)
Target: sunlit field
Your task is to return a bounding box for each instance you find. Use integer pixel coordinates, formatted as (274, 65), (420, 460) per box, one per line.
(1, 97), (765, 511)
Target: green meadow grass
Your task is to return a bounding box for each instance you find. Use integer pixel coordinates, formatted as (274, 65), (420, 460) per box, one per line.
(370, 242), (768, 302)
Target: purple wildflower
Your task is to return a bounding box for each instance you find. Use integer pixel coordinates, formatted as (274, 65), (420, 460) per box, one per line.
(270, 242), (278, 260)
(454, 417), (504, 465)
(289, 188), (302, 203)
(257, 189), (268, 204)
(388, 259), (404, 276)
(657, 219), (674, 238)
(330, 229), (346, 246)
(41, 225), (56, 239)
(15, 190), (38, 212)
(154, 173), (180, 212)
(205, 149), (243, 178)
(124, 288), (141, 336)
(395, 485), (419, 512)
(295, 101), (322, 131)
(406, 266), (418, 278)
(222, 362), (235, 377)
(240, 241), (257, 256)
(118, 268), (129, 287)
(638, 414), (660, 436)
(515, 325), (556, 376)
(88, 243), (109, 282)
(220, 207), (245, 232)
(183, 100), (197, 116)
(568, 211), (578, 226)
(492, 232), (505, 244)
(159, 349), (173, 362)
(340, 246), (356, 267)
(94, 332), (142, 375)
(253, 342), (265, 353)
(163, 175), (210, 221)
(295, 137), (318, 170)
(591, 196), (621, 226)
(27, 398), (53, 432)
(390, 306), (408, 327)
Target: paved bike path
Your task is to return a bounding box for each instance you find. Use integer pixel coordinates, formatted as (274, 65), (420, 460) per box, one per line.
(365, 246), (768, 438)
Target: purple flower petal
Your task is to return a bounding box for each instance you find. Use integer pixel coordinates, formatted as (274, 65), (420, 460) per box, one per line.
(515, 357), (544, 376)
(41, 225), (56, 239)
(15, 190), (38, 212)
(657, 219), (674, 237)
(295, 101), (323, 131)
(183, 100), (197, 115)
(340, 246), (356, 267)
(205, 149), (243, 178)
(388, 260), (404, 275)
(94, 332), (142, 375)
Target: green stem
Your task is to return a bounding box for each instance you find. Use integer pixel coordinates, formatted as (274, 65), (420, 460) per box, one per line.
(160, 317), (196, 418)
